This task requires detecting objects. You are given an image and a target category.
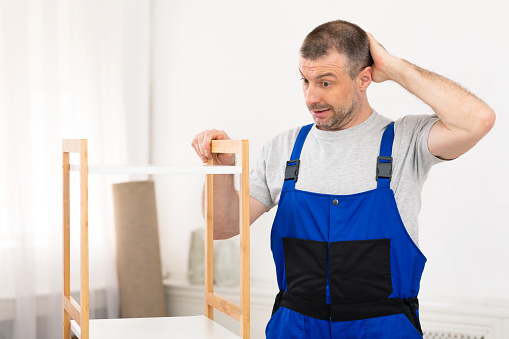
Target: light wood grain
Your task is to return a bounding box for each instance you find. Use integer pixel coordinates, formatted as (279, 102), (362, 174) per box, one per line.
(63, 296), (82, 327)
(207, 292), (241, 321)
(239, 140), (250, 339)
(80, 141), (89, 339)
(63, 151), (71, 339)
(211, 140), (241, 154)
(205, 158), (214, 320)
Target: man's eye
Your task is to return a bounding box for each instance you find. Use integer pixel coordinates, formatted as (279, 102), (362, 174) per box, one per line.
(300, 77), (309, 84)
(322, 82), (331, 88)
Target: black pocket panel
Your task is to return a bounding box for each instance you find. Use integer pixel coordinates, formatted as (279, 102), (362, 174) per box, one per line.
(329, 239), (392, 303)
(282, 237), (328, 302)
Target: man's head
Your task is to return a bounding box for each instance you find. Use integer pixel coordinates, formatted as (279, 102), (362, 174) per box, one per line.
(301, 20), (373, 80)
(299, 20), (373, 130)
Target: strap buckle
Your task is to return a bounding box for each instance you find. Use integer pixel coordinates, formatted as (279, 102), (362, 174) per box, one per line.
(376, 156), (392, 181)
(285, 159), (300, 182)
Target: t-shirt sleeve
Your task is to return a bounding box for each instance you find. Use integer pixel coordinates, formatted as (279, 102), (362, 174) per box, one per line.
(249, 143), (276, 210)
(396, 114), (448, 179)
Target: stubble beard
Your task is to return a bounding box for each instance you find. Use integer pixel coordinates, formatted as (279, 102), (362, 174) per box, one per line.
(311, 92), (359, 131)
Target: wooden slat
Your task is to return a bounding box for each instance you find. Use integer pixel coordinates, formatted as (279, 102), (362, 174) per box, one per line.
(63, 151), (71, 339)
(80, 141), (90, 339)
(63, 296), (82, 327)
(62, 139), (82, 153)
(239, 140), (250, 339)
(206, 292), (241, 321)
(211, 140), (241, 154)
(204, 158), (214, 320)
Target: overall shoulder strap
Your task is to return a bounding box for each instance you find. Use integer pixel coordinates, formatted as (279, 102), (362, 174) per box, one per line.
(283, 124), (313, 191)
(376, 122), (395, 189)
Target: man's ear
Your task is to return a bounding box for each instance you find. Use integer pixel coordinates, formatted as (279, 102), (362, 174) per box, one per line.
(357, 66), (372, 91)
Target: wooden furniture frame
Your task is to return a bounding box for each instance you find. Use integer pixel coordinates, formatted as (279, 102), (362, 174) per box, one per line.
(62, 139), (250, 339)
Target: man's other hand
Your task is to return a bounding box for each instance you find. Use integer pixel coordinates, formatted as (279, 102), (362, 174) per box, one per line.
(191, 129), (235, 165)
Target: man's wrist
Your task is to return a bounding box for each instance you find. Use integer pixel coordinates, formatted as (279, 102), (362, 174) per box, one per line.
(383, 56), (405, 83)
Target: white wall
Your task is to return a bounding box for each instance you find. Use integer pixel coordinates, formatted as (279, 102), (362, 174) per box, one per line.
(151, 0), (509, 302)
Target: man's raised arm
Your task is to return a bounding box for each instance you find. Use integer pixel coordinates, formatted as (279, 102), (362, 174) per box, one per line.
(367, 33), (496, 160)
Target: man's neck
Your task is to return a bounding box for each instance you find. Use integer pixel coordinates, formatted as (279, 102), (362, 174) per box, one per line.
(340, 100), (373, 130)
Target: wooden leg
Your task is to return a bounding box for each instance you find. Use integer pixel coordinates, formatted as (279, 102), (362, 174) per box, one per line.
(205, 159), (214, 320)
(80, 141), (89, 339)
(63, 151), (71, 338)
(239, 140), (250, 339)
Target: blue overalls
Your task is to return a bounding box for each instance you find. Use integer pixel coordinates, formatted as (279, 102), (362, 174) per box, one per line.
(266, 123), (426, 338)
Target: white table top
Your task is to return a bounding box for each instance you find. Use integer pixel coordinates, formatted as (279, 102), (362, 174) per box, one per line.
(69, 164), (243, 175)
(71, 315), (241, 339)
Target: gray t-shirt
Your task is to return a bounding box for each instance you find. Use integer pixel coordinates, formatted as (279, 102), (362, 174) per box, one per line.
(249, 110), (445, 246)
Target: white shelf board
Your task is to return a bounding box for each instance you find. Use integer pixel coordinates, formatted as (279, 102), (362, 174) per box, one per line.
(70, 315), (240, 339)
(69, 164), (243, 175)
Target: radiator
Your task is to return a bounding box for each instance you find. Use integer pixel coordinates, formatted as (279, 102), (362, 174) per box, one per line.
(424, 333), (484, 339)
(419, 298), (509, 339)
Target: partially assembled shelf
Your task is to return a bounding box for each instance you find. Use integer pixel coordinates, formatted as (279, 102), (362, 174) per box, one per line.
(62, 139), (250, 339)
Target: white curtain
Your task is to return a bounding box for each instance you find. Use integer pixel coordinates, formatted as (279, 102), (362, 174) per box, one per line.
(0, 1), (150, 338)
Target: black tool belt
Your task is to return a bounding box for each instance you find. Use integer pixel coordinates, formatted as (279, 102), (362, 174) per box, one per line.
(271, 291), (422, 335)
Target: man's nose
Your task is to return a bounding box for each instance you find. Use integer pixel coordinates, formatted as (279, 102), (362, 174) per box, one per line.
(304, 85), (321, 107)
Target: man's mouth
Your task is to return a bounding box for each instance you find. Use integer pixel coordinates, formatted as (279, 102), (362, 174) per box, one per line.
(312, 109), (330, 118)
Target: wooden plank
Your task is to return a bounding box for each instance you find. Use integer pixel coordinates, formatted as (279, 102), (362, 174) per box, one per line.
(239, 140), (250, 339)
(64, 305), (71, 338)
(204, 158), (214, 320)
(63, 296), (82, 327)
(80, 141), (90, 339)
(206, 292), (241, 321)
(63, 151), (71, 339)
(211, 140), (241, 154)
(62, 139), (82, 153)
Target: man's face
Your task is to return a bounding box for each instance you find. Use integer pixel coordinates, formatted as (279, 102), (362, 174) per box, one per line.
(299, 52), (360, 131)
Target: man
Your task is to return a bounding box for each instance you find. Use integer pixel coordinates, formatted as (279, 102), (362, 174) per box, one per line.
(191, 20), (495, 338)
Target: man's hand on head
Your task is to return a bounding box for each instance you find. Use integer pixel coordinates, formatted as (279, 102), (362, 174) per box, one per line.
(366, 32), (399, 83)
(191, 129), (236, 166)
